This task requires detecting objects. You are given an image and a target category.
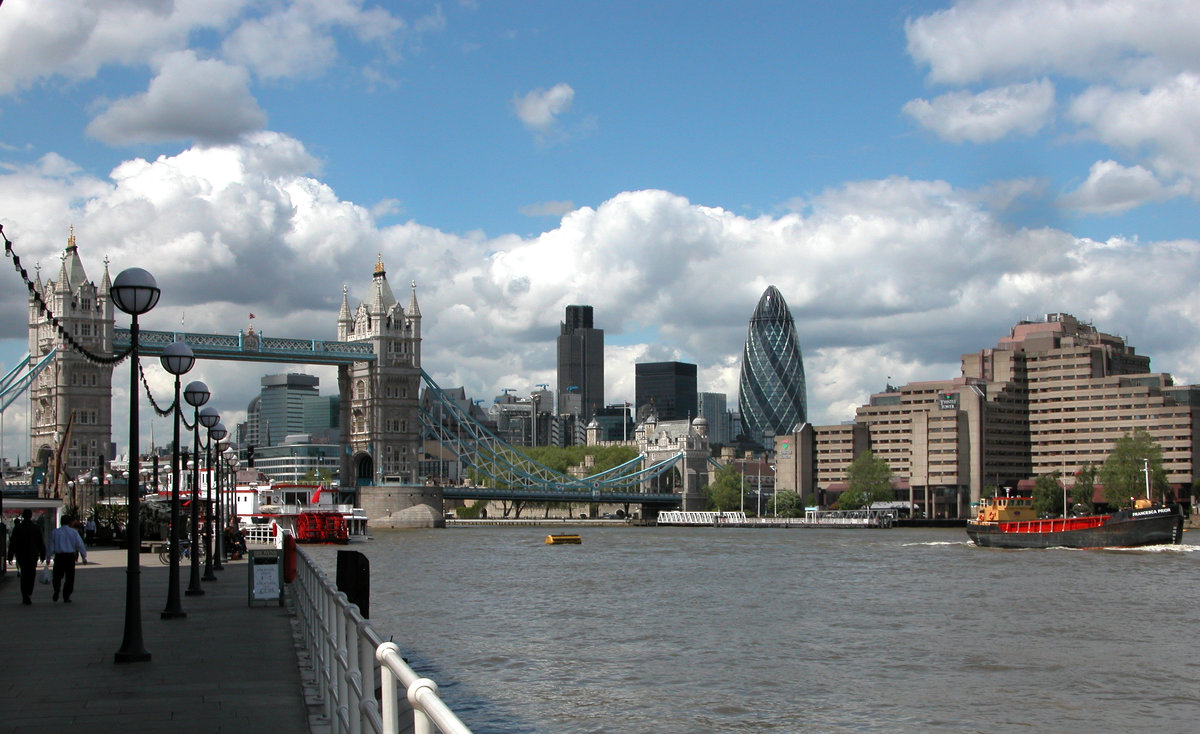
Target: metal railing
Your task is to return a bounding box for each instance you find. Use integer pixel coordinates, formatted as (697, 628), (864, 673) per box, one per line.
(291, 545), (474, 734)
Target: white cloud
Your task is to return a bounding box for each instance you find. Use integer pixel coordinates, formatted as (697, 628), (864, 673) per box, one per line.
(906, 0), (1200, 87)
(86, 51), (266, 145)
(0, 0), (245, 95)
(1060, 160), (1182, 214)
(903, 79), (1056, 142)
(3, 140), (1200, 452)
(1068, 72), (1200, 181)
(513, 83), (575, 133)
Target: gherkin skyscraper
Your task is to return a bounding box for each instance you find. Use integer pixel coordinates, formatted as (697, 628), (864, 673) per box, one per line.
(738, 285), (807, 447)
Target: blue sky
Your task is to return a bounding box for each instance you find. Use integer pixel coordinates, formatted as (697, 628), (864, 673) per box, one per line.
(2, 0), (1199, 459)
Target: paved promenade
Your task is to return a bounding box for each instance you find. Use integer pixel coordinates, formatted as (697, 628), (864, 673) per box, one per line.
(0, 547), (314, 734)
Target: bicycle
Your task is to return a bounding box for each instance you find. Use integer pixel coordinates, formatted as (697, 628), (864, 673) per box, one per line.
(158, 538), (206, 565)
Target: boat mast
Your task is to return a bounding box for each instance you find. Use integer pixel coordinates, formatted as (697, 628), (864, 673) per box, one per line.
(1143, 459), (1151, 501)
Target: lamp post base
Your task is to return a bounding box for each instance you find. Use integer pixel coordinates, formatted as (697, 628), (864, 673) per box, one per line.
(185, 588), (205, 596)
(160, 610), (187, 619)
(114, 650), (152, 664)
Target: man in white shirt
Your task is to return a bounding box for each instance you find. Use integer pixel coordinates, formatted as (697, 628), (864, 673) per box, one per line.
(48, 516), (88, 603)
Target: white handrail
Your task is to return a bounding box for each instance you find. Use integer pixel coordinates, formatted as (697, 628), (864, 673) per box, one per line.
(290, 545), (473, 733)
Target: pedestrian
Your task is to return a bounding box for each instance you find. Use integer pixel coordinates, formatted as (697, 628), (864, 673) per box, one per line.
(48, 515), (88, 603)
(6, 509), (46, 605)
(84, 516), (97, 546)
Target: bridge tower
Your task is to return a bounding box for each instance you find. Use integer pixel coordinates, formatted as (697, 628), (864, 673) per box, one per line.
(635, 414), (711, 511)
(27, 229), (116, 501)
(336, 255), (422, 487)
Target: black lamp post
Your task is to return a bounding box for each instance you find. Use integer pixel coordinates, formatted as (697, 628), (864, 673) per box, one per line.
(183, 380), (210, 596)
(159, 340), (194, 619)
(111, 267), (160, 664)
(211, 432), (228, 570)
(224, 449), (240, 555)
(200, 413), (223, 581)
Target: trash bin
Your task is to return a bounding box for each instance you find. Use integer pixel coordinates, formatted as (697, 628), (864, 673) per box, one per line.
(247, 548), (283, 607)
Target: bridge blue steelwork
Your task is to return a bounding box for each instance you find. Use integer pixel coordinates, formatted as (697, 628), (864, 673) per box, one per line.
(1, 351), (54, 414)
(114, 328), (375, 365)
(419, 369), (684, 505)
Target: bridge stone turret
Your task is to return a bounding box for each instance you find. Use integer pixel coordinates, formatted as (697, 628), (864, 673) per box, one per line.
(337, 255), (422, 489)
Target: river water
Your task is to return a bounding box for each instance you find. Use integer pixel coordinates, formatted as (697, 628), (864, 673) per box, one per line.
(305, 526), (1200, 733)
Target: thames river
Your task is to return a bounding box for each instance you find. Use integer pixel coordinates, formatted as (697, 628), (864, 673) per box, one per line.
(306, 526), (1200, 733)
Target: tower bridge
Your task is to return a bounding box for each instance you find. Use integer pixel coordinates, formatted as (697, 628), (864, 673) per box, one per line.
(19, 234), (709, 517)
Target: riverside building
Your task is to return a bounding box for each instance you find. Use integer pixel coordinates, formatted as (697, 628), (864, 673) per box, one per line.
(775, 313), (1200, 518)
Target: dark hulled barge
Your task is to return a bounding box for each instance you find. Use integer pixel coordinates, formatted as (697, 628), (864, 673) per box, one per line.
(966, 495), (1184, 549)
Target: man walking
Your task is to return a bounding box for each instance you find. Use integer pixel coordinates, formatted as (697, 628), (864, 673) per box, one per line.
(49, 515), (88, 603)
(6, 509), (46, 605)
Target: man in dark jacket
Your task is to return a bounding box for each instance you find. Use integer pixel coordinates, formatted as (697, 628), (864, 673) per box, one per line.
(7, 509), (47, 605)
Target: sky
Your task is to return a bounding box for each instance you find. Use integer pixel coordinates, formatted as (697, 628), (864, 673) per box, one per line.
(2, 0), (1199, 461)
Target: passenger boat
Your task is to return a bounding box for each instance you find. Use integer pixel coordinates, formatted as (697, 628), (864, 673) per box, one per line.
(545, 534), (582, 545)
(966, 495), (1183, 549)
(234, 480), (368, 544)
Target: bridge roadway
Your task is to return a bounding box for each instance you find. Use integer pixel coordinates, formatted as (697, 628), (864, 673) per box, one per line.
(443, 485), (682, 505)
(0, 547), (316, 734)
(114, 327), (375, 366)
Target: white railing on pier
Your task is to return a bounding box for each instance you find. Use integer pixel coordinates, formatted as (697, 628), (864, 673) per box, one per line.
(658, 510), (748, 525)
(291, 544), (473, 734)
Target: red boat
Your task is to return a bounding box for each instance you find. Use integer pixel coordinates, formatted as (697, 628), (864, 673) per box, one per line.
(966, 495), (1184, 549)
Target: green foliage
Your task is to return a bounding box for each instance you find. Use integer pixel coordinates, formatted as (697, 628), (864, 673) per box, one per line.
(1071, 465), (1096, 515)
(982, 484), (1000, 499)
(772, 490), (803, 517)
(452, 500), (486, 519)
(1099, 428), (1169, 507)
(1032, 471), (1064, 517)
(468, 445), (640, 488)
(840, 451), (894, 509)
(705, 464), (743, 511)
(302, 468), (334, 484)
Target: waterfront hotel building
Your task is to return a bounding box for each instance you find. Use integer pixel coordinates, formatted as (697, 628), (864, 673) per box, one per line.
(775, 313), (1199, 518)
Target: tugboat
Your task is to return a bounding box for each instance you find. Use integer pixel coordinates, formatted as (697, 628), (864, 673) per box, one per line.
(966, 494), (1184, 549)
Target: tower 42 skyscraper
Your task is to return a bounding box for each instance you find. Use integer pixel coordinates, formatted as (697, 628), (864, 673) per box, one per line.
(738, 285), (807, 448)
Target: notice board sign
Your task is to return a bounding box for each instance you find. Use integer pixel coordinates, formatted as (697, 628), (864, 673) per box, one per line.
(248, 549), (282, 606)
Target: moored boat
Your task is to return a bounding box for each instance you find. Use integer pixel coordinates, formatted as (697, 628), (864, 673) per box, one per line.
(966, 495), (1183, 549)
(234, 480), (368, 544)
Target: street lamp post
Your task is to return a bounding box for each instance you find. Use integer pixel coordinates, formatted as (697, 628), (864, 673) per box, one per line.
(198, 407), (220, 582)
(224, 449), (240, 548)
(183, 380), (211, 596)
(210, 432), (228, 570)
(159, 340), (194, 619)
(111, 266), (160, 664)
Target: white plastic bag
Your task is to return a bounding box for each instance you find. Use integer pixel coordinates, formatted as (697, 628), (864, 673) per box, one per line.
(38, 564), (51, 584)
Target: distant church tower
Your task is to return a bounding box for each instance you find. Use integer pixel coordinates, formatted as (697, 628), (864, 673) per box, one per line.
(28, 229), (116, 499)
(336, 255), (422, 486)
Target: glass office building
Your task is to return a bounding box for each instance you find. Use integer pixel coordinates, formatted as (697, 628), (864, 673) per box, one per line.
(738, 285), (807, 448)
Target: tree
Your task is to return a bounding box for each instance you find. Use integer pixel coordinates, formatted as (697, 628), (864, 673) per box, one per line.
(840, 451), (894, 510)
(1032, 470), (1063, 517)
(1099, 428), (1169, 508)
(1070, 465), (1096, 515)
(772, 490), (803, 517)
(705, 464), (743, 512)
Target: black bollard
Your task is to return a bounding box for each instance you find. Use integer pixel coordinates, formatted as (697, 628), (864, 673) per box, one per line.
(336, 550), (370, 619)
